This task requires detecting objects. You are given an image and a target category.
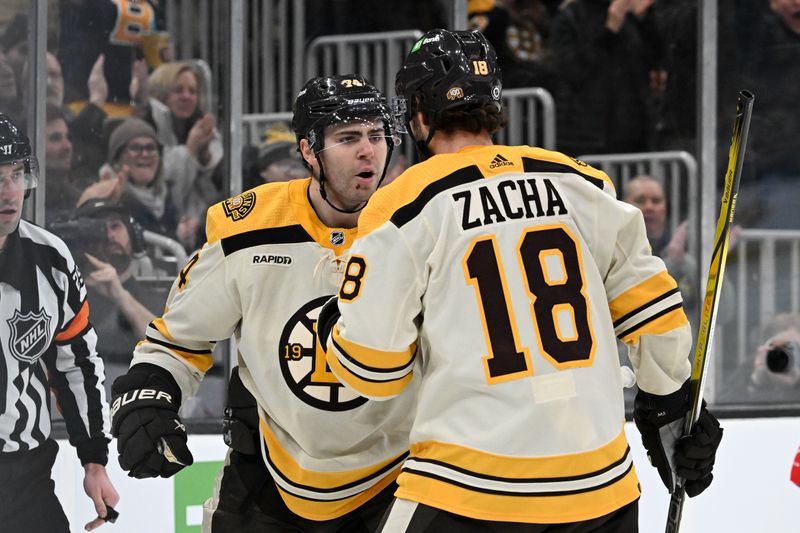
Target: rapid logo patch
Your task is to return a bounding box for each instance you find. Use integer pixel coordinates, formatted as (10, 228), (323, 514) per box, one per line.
(252, 253), (293, 266)
(222, 191), (256, 221)
(6, 308), (52, 364)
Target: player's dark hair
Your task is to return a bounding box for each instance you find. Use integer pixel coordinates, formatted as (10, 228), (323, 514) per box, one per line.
(428, 102), (507, 136)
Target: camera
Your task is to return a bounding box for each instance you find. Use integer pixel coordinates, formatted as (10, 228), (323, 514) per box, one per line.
(47, 217), (108, 272)
(766, 341), (800, 374)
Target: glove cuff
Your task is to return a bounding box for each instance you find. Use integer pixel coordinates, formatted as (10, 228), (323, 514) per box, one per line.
(634, 379), (690, 427)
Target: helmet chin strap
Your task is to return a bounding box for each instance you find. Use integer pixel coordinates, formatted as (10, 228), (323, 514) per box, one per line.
(313, 136), (395, 215)
(409, 113), (436, 162)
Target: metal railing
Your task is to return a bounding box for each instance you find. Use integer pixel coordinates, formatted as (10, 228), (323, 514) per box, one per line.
(496, 87), (556, 150)
(305, 30), (423, 103)
(577, 151), (699, 252)
(242, 111), (294, 147)
(727, 229), (800, 365)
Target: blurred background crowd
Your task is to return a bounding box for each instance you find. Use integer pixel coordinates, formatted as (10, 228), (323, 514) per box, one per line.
(2, 0), (798, 427)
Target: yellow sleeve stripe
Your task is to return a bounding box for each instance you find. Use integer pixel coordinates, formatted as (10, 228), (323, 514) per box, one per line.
(618, 307), (689, 344)
(609, 271), (679, 322)
(150, 317), (174, 341)
(142, 337), (214, 373)
(331, 325), (416, 371)
(326, 347), (413, 399)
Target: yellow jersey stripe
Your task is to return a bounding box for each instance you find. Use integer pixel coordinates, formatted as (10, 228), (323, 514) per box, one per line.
(259, 418), (407, 490)
(609, 271), (679, 322)
(619, 307), (689, 344)
(274, 469), (400, 521)
(326, 346), (414, 398)
(331, 325), (416, 371)
(395, 463), (639, 523)
(142, 337), (214, 373)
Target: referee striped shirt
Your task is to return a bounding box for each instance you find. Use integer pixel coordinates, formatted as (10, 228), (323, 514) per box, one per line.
(0, 220), (110, 464)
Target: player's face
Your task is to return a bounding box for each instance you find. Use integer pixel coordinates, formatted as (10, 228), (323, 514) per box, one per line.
(0, 162), (26, 240)
(317, 119), (388, 210)
(167, 69), (199, 120)
(625, 180), (667, 239)
(119, 135), (160, 186)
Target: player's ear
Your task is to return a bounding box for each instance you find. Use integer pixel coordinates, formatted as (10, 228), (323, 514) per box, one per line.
(298, 138), (317, 167)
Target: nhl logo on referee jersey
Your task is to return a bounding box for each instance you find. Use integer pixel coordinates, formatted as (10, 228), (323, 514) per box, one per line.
(222, 191), (256, 221)
(330, 231), (345, 246)
(6, 309), (52, 364)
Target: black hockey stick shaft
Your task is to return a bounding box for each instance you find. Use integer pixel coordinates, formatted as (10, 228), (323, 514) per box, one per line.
(664, 90), (754, 533)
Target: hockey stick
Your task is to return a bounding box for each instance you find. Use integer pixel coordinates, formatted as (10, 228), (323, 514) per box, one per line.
(664, 90), (754, 533)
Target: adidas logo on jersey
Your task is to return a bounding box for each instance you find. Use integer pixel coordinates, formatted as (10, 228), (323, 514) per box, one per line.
(489, 154), (513, 169)
(252, 253), (293, 266)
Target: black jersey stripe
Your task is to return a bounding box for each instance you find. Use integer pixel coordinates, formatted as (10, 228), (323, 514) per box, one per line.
(145, 335), (214, 355)
(612, 288), (680, 328)
(401, 461), (634, 498)
(617, 303), (684, 340)
(522, 158), (606, 190)
(221, 225), (314, 256)
(331, 337), (417, 376)
(405, 446), (631, 484)
(262, 446), (409, 499)
(391, 165), (484, 228)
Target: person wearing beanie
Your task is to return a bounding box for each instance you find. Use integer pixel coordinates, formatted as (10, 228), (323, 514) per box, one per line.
(81, 117), (179, 244)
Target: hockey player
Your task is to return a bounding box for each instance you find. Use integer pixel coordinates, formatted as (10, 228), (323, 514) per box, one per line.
(109, 75), (417, 531)
(318, 29), (723, 531)
(0, 113), (119, 531)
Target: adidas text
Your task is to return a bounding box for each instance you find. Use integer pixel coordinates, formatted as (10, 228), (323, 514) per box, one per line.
(489, 154), (514, 169)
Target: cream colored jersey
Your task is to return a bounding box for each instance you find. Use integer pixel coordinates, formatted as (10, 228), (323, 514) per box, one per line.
(326, 145), (692, 523)
(131, 178), (415, 520)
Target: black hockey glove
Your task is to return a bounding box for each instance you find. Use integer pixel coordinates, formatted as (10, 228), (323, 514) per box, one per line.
(633, 380), (723, 497)
(111, 363), (194, 478)
(316, 295), (341, 350)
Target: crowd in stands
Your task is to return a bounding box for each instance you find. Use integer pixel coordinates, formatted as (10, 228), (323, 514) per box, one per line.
(0, 0), (797, 408)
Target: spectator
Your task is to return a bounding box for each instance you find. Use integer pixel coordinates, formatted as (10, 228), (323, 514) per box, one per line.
(623, 175), (697, 309)
(242, 122), (306, 190)
(550, 0), (661, 155)
(81, 117), (180, 243)
(72, 200), (166, 390)
(738, 0), (800, 229)
(469, 0), (556, 89)
(44, 104), (82, 215)
(725, 313), (800, 403)
(59, 0), (165, 116)
(144, 61), (224, 250)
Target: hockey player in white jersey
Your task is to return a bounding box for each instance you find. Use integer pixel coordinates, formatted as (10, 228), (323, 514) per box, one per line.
(317, 29), (723, 531)
(109, 75), (417, 532)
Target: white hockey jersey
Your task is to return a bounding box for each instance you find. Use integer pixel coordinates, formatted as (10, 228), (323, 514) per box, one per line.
(131, 178), (416, 520)
(326, 145), (692, 523)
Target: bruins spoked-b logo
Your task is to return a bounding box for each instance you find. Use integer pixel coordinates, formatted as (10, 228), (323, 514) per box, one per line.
(278, 296), (367, 411)
(6, 308), (52, 364)
(222, 191), (256, 221)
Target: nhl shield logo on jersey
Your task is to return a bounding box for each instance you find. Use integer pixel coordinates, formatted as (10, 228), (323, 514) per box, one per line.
(6, 308), (52, 364)
(222, 191), (257, 221)
(330, 231), (345, 246)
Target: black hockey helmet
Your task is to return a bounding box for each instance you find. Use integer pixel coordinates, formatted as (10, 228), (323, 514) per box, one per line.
(395, 29), (502, 158)
(291, 75), (398, 213)
(0, 113), (39, 196)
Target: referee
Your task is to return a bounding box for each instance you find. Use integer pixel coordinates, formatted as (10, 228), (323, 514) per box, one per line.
(0, 113), (119, 531)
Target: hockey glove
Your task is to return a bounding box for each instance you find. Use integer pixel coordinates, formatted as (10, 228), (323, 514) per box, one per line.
(316, 295), (341, 350)
(111, 363), (194, 478)
(633, 380), (723, 497)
